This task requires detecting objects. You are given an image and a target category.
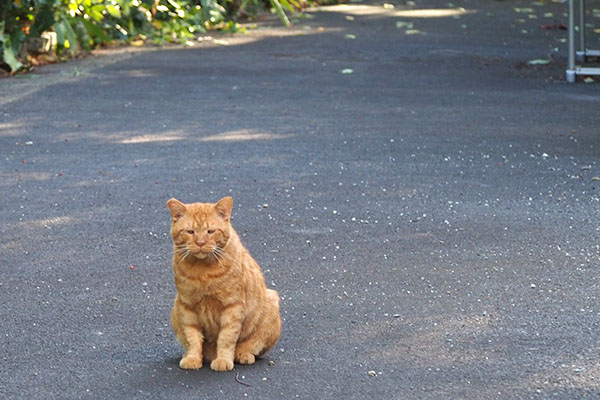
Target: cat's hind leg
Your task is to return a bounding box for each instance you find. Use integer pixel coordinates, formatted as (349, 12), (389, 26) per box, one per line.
(235, 289), (281, 364)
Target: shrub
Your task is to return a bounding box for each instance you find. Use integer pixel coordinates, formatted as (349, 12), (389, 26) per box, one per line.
(0, 0), (299, 73)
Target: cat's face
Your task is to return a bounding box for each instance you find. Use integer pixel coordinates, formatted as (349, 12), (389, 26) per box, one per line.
(167, 197), (233, 261)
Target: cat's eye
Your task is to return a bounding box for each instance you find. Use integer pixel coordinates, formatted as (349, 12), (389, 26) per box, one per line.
(207, 229), (215, 234)
(186, 230), (194, 235)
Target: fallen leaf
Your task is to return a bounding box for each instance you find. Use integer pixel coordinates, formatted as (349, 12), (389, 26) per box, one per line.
(514, 7), (534, 13)
(541, 23), (568, 30)
(396, 21), (414, 29)
(345, 34), (356, 39)
(592, 177), (600, 181)
(528, 59), (550, 65)
(584, 77), (595, 83)
(405, 29), (424, 35)
(345, 15), (355, 21)
(340, 68), (354, 74)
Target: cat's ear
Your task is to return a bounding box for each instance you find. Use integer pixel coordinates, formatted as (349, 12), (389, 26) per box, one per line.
(214, 197), (233, 221)
(167, 198), (187, 220)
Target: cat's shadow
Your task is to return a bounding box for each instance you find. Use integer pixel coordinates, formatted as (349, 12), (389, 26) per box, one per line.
(165, 356), (181, 368)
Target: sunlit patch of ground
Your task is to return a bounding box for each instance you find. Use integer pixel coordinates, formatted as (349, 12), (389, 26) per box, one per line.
(315, 4), (475, 19)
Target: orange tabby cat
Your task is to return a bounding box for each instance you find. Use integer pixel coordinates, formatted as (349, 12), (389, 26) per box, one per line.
(167, 196), (281, 371)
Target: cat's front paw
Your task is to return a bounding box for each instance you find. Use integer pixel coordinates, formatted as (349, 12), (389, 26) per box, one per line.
(179, 355), (203, 370)
(210, 358), (234, 371)
(236, 352), (255, 365)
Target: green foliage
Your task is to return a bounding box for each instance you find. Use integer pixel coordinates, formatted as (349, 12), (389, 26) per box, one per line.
(1, 0), (306, 73)
(0, 21), (24, 72)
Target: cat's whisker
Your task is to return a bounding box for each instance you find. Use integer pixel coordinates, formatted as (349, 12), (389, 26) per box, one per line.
(213, 253), (224, 266)
(214, 248), (243, 270)
(212, 247), (242, 270)
(175, 250), (192, 267)
(212, 247), (227, 266)
(174, 251), (189, 258)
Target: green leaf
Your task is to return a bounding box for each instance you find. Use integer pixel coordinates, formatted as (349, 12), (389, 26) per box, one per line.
(81, 19), (110, 43)
(89, 5), (105, 22)
(54, 17), (81, 54)
(30, 1), (56, 37)
(278, 0), (296, 13)
(269, 0), (291, 26)
(107, 5), (122, 19)
(0, 33), (23, 72)
(286, 0), (301, 9)
(54, 19), (66, 48)
(64, 19), (80, 51)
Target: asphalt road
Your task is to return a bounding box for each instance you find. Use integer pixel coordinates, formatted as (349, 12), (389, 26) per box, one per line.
(1, 0), (600, 399)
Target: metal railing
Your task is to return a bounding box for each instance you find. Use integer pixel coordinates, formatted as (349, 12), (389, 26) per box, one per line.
(566, 0), (600, 83)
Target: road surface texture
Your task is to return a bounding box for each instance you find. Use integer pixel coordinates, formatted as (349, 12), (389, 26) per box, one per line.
(1, 0), (600, 399)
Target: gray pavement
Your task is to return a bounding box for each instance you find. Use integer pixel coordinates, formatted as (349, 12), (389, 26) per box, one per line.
(1, 0), (600, 398)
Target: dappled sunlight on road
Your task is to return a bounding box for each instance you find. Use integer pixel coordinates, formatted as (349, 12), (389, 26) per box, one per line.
(118, 131), (185, 144)
(117, 129), (292, 144)
(0, 25), (335, 109)
(0, 122), (26, 136)
(198, 130), (291, 142)
(0, 171), (54, 185)
(17, 215), (78, 229)
(316, 4), (475, 19)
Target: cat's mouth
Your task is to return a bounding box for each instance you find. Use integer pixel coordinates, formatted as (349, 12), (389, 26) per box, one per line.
(190, 249), (209, 258)
(190, 248), (217, 261)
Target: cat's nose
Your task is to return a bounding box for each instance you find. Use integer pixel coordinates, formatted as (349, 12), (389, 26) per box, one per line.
(195, 239), (207, 247)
